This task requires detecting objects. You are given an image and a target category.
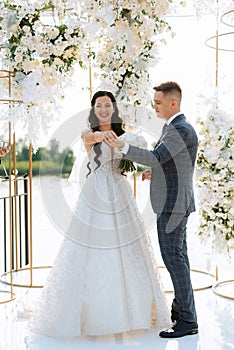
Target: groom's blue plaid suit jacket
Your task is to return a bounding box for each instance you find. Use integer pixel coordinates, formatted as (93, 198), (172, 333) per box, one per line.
(124, 114), (198, 215)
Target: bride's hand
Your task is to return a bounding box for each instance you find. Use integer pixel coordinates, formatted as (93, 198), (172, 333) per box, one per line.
(104, 137), (124, 149)
(103, 130), (117, 141)
(110, 138), (125, 148)
(103, 132), (124, 148)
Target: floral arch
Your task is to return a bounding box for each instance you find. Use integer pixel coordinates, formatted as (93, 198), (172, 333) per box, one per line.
(0, 0), (177, 146)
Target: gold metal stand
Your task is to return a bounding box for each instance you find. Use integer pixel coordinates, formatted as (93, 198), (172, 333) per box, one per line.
(205, 31), (234, 52)
(0, 290), (15, 304)
(0, 69), (51, 290)
(221, 9), (234, 27)
(212, 280), (234, 301)
(1, 266), (52, 288)
(159, 266), (216, 293)
(133, 172), (137, 198)
(89, 61), (93, 101)
(0, 70), (19, 303)
(204, 2), (234, 300)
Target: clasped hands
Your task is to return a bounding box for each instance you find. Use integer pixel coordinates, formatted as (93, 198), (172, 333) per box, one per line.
(103, 131), (124, 149)
(104, 131), (151, 181)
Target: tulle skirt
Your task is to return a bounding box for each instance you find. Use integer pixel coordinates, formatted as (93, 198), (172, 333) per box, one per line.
(29, 170), (170, 337)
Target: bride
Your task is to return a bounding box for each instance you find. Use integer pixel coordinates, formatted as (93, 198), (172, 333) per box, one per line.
(29, 90), (171, 338)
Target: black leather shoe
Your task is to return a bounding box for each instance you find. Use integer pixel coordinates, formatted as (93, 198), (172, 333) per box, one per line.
(159, 319), (198, 338)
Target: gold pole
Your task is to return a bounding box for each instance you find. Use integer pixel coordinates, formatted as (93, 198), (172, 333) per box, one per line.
(215, 0), (219, 93)
(8, 121), (13, 297)
(29, 143), (33, 286)
(215, 0), (219, 280)
(13, 132), (19, 270)
(8, 70), (14, 297)
(88, 13), (93, 101)
(215, 265), (219, 281)
(133, 171), (137, 198)
(0, 69), (18, 301)
(89, 62), (93, 101)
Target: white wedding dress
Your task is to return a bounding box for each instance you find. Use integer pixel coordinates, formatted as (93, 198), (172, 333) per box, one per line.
(29, 142), (170, 338)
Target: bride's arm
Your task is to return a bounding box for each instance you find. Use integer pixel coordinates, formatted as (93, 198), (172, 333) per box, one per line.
(82, 130), (103, 145)
(81, 130), (116, 152)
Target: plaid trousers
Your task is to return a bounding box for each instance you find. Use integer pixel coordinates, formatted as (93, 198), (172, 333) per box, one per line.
(157, 213), (197, 322)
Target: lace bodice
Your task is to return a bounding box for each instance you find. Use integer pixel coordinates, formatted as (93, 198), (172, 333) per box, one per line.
(89, 142), (123, 174)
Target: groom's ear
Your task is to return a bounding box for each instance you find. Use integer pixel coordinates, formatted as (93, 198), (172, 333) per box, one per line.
(171, 99), (176, 106)
(171, 98), (178, 110)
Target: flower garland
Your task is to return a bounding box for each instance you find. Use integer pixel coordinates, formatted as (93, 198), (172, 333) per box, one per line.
(0, 1), (85, 77)
(196, 108), (234, 255)
(0, 0), (175, 146)
(0, 0), (88, 146)
(80, 0), (172, 120)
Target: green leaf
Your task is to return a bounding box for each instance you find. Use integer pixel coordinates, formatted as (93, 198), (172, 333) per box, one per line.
(119, 159), (136, 173)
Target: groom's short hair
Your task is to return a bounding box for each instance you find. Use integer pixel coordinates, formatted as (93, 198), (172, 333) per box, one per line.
(154, 81), (182, 101)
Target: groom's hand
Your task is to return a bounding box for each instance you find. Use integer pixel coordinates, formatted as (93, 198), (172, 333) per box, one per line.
(142, 169), (151, 181)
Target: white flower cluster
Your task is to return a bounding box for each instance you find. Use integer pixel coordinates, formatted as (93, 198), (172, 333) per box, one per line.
(0, 0), (175, 146)
(0, 0), (88, 146)
(119, 131), (148, 149)
(80, 0), (172, 119)
(196, 108), (234, 255)
(0, 1), (86, 77)
(192, 0), (233, 18)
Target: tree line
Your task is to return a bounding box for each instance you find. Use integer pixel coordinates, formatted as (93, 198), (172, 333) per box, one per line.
(0, 138), (75, 176)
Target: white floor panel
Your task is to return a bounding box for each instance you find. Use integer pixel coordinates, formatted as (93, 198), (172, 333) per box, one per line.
(0, 178), (233, 349)
(0, 286), (234, 350)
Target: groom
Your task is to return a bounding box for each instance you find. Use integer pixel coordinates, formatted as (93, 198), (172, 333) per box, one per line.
(105, 81), (198, 338)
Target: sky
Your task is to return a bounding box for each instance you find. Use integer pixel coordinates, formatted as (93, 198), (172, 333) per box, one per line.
(152, 12), (234, 121)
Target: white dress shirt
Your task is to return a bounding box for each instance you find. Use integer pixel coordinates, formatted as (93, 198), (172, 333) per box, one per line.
(166, 112), (182, 125)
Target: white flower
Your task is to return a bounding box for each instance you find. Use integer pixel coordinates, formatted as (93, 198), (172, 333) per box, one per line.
(15, 54), (23, 63)
(96, 5), (116, 25)
(119, 132), (148, 148)
(196, 108), (234, 256)
(54, 57), (64, 66)
(0, 0), (174, 144)
(22, 25), (30, 33)
(46, 26), (60, 40)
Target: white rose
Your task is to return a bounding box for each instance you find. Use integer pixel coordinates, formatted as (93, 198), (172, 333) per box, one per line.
(48, 27), (60, 40)
(15, 54), (22, 63)
(22, 25), (30, 33)
(54, 57), (64, 65)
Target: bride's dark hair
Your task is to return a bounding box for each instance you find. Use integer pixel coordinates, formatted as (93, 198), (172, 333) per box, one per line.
(86, 91), (125, 177)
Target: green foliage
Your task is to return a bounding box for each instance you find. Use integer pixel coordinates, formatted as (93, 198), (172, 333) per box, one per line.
(119, 159), (136, 173)
(0, 137), (74, 176)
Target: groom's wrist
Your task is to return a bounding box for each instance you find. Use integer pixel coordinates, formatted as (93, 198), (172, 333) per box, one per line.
(120, 143), (129, 154)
